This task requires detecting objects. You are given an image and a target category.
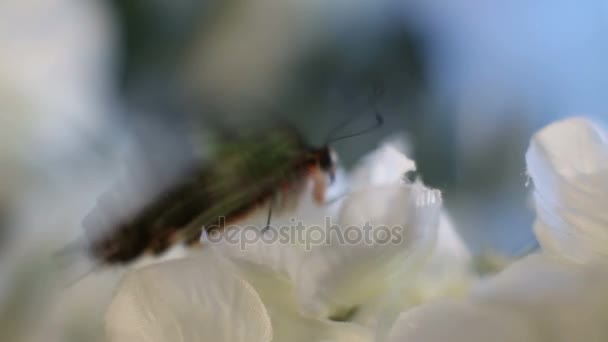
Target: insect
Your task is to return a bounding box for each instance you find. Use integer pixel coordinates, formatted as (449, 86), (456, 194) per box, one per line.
(81, 111), (382, 265)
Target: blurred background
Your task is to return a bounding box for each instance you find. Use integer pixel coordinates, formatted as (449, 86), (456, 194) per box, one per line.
(1, 0), (607, 340)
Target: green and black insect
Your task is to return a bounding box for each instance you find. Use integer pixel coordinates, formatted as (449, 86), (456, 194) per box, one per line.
(82, 111), (382, 265)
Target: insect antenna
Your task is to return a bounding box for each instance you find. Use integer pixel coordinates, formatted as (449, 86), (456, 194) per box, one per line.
(326, 87), (385, 144)
(327, 110), (383, 143)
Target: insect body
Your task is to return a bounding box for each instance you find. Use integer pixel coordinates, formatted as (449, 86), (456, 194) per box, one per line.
(85, 126), (336, 264)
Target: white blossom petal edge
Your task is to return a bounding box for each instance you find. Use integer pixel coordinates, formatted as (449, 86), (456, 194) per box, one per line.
(105, 249), (273, 342)
(388, 117), (608, 342)
(526, 117), (608, 262)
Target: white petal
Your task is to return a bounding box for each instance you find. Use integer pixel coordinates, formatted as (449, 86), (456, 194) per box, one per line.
(105, 249), (272, 342)
(473, 254), (608, 342)
(387, 300), (538, 342)
(410, 212), (473, 299)
(234, 268), (374, 342)
(295, 183), (442, 317)
(387, 254), (608, 342)
(346, 213), (474, 338)
(526, 117), (608, 262)
(350, 137), (416, 188)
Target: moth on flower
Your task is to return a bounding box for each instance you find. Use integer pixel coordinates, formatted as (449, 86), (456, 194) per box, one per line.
(82, 112), (382, 265)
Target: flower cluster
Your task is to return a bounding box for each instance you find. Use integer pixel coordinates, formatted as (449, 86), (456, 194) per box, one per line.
(104, 117), (608, 342)
(105, 142), (448, 342)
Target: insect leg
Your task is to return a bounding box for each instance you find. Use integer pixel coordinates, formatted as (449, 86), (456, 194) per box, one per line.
(181, 214), (211, 247)
(262, 192), (280, 233)
(262, 200), (273, 233)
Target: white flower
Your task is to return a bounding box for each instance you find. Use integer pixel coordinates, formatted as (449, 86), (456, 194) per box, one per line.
(105, 138), (457, 342)
(526, 117), (608, 262)
(106, 251), (273, 342)
(387, 117), (608, 342)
